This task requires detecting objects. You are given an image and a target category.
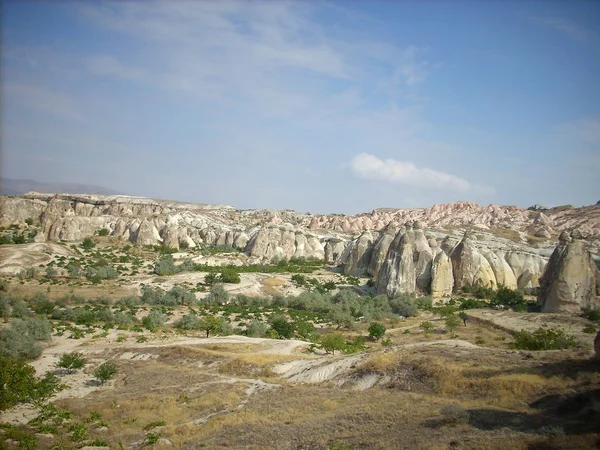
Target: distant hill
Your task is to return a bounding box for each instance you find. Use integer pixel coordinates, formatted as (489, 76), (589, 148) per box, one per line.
(0, 178), (121, 196)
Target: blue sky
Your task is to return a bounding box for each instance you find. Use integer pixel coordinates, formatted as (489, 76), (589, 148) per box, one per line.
(2, 1), (599, 213)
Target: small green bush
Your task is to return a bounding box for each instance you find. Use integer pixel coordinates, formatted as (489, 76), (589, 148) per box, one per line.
(56, 352), (87, 373)
(583, 325), (597, 334)
(368, 322), (386, 341)
(97, 228), (110, 237)
(419, 321), (435, 336)
(81, 237), (95, 250)
(320, 332), (346, 355)
(93, 361), (118, 384)
(389, 296), (418, 317)
(510, 326), (579, 351)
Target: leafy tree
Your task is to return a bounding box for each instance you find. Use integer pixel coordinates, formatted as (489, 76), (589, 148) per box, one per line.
(320, 332), (346, 355)
(246, 320), (269, 337)
(269, 315), (294, 339)
(174, 313), (201, 330)
(368, 322), (387, 341)
(56, 352), (86, 373)
(142, 310), (167, 331)
(328, 304), (354, 329)
(93, 361), (118, 384)
(389, 296), (418, 317)
(420, 321), (435, 336)
(205, 284), (229, 305)
(199, 314), (224, 338)
(81, 237), (95, 250)
(491, 286), (526, 311)
(1, 356), (62, 410)
(294, 320), (315, 340)
(445, 314), (461, 337)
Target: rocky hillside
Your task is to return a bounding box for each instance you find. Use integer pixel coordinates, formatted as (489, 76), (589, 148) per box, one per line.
(1, 193), (598, 300)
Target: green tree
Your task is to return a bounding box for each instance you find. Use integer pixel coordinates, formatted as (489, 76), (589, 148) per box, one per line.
(420, 321), (435, 336)
(269, 315), (294, 339)
(1, 356), (62, 411)
(56, 352), (86, 374)
(320, 332), (346, 355)
(81, 237), (95, 250)
(445, 315), (461, 337)
(219, 269), (241, 284)
(205, 284), (229, 305)
(368, 322), (387, 341)
(199, 314), (224, 338)
(93, 361), (118, 384)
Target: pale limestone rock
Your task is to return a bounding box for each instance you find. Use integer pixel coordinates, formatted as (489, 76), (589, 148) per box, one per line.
(449, 234), (496, 290)
(483, 251), (518, 289)
(134, 218), (162, 246)
(377, 231), (416, 297)
(345, 231), (375, 276)
(430, 251), (454, 299)
(539, 233), (598, 313)
(367, 230), (395, 279)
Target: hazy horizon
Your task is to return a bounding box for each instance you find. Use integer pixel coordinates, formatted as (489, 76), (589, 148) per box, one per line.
(2, 1), (599, 214)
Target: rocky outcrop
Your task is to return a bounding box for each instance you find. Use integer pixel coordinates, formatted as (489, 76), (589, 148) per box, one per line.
(245, 224), (324, 262)
(449, 233), (497, 290)
(367, 228), (395, 279)
(538, 231), (598, 313)
(344, 231), (375, 276)
(430, 251), (453, 299)
(376, 231), (416, 297)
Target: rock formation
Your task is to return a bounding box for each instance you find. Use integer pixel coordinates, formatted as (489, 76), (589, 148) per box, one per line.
(538, 230), (598, 313)
(430, 251), (454, 299)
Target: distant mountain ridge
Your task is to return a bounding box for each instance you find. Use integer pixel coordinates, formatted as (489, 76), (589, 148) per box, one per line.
(0, 178), (121, 196)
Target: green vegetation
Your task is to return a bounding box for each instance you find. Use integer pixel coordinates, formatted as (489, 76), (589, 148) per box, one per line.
(56, 352), (87, 373)
(510, 326), (579, 351)
(420, 321), (435, 336)
(368, 322), (386, 341)
(320, 332), (346, 355)
(0, 356), (63, 411)
(445, 314), (461, 337)
(93, 361), (118, 384)
(82, 237), (95, 250)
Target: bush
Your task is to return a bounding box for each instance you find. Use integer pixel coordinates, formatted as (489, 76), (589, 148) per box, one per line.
(414, 296), (433, 310)
(205, 284), (229, 305)
(175, 313), (201, 330)
(199, 314), (225, 338)
(0, 318), (49, 359)
(269, 315), (294, 339)
(56, 352), (86, 373)
(0, 356), (62, 410)
(204, 272), (219, 285)
(389, 296), (418, 317)
(368, 322), (386, 341)
(445, 315), (461, 337)
(142, 310), (167, 330)
(81, 238), (95, 250)
(154, 258), (178, 276)
(440, 403), (470, 425)
(320, 332), (346, 355)
(510, 326), (579, 351)
(219, 269), (241, 284)
(582, 309), (600, 324)
(246, 320), (269, 338)
(583, 325), (597, 334)
(97, 228), (110, 236)
(291, 274), (307, 286)
(491, 286), (525, 310)
(93, 361), (118, 384)
(420, 321), (435, 336)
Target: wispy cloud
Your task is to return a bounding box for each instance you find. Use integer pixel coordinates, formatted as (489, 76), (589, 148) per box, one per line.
(349, 152), (488, 193)
(3, 83), (85, 122)
(556, 117), (600, 145)
(531, 16), (590, 42)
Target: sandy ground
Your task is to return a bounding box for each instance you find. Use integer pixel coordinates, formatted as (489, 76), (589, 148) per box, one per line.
(0, 243), (77, 275)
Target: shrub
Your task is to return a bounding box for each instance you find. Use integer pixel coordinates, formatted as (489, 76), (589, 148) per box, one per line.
(97, 228), (110, 236)
(269, 315), (294, 339)
(583, 325), (597, 334)
(56, 352), (86, 373)
(204, 272), (219, 285)
(445, 315), (461, 337)
(291, 274), (307, 286)
(81, 238), (95, 250)
(510, 326), (579, 351)
(93, 361), (118, 384)
(205, 284), (229, 305)
(368, 322), (387, 341)
(0, 319), (45, 359)
(491, 286), (525, 310)
(457, 297), (488, 310)
(219, 269), (241, 284)
(420, 321), (435, 336)
(440, 403), (470, 425)
(142, 310), (167, 330)
(320, 332), (346, 355)
(175, 313), (201, 330)
(414, 296), (433, 310)
(29, 292), (55, 315)
(0, 356), (62, 410)
(582, 309), (600, 324)
(246, 320), (269, 338)
(45, 266), (58, 279)
(199, 314), (225, 338)
(24, 218), (34, 226)
(154, 258), (178, 276)
(390, 296), (418, 317)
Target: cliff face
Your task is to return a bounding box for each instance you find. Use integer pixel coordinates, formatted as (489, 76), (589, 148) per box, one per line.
(2, 193), (599, 300)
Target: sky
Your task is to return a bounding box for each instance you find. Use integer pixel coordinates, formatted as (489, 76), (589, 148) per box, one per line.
(1, 0), (599, 214)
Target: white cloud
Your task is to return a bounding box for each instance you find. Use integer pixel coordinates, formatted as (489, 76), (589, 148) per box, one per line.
(3, 83), (85, 122)
(350, 152), (475, 192)
(556, 117), (600, 144)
